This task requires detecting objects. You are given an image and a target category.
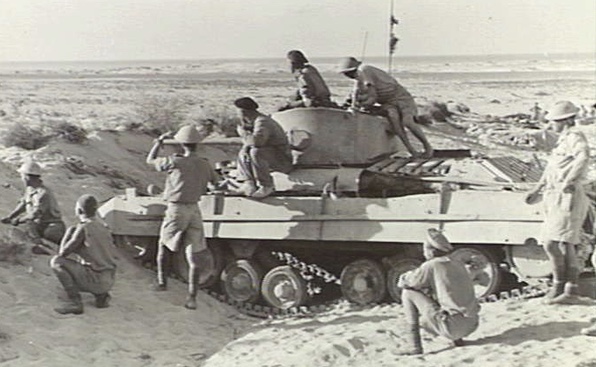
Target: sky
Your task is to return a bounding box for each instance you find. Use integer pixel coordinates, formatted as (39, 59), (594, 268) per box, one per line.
(0, 0), (595, 62)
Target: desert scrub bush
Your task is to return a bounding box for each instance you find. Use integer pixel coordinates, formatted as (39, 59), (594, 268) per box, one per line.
(50, 122), (88, 144)
(0, 122), (50, 150)
(127, 94), (194, 136)
(191, 104), (239, 138)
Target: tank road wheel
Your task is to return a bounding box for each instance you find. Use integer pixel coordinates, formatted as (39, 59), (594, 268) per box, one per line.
(340, 259), (386, 305)
(174, 242), (225, 288)
(508, 243), (551, 278)
(386, 258), (423, 303)
(451, 246), (501, 299)
(261, 266), (308, 310)
(221, 260), (263, 303)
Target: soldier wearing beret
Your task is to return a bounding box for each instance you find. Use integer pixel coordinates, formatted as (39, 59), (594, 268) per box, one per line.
(398, 228), (480, 355)
(233, 97), (293, 199)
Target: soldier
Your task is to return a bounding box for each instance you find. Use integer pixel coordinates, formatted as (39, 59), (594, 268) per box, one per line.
(1, 160), (65, 254)
(233, 97), (293, 199)
(50, 194), (117, 315)
(525, 101), (591, 304)
(146, 125), (218, 309)
(398, 229), (480, 355)
(338, 56), (433, 158)
(278, 50), (333, 111)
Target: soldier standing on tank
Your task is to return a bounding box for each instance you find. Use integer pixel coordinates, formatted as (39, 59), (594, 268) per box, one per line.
(146, 125), (218, 310)
(525, 101), (592, 304)
(278, 50), (334, 111)
(398, 229), (480, 355)
(50, 194), (117, 315)
(338, 56), (433, 159)
(233, 97), (293, 199)
(1, 160), (66, 255)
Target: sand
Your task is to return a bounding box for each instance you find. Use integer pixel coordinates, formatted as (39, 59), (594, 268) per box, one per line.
(0, 62), (595, 367)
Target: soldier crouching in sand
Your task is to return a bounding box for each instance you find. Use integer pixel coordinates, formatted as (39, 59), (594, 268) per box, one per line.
(398, 229), (480, 355)
(1, 160), (66, 255)
(50, 195), (117, 315)
(146, 125), (218, 310)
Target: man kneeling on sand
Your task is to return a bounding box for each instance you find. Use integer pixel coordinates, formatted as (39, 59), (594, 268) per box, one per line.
(398, 229), (480, 354)
(50, 195), (117, 315)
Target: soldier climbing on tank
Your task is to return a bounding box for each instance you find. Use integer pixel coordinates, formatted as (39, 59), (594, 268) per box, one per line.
(338, 56), (433, 158)
(146, 125), (218, 310)
(398, 228), (480, 355)
(232, 97), (293, 199)
(278, 50), (335, 111)
(525, 101), (593, 305)
(1, 160), (66, 255)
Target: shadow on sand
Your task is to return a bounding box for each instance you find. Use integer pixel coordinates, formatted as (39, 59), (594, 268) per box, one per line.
(467, 321), (587, 346)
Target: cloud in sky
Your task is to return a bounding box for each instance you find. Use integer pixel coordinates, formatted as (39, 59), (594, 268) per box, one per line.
(0, 0), (594, 61)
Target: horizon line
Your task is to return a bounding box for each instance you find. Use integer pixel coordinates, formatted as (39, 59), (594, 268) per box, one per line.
(0, 51), (594, 64)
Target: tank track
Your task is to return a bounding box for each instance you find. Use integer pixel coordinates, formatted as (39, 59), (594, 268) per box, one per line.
(203, 252), (551, 320)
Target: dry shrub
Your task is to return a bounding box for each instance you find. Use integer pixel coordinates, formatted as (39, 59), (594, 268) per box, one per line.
(0, 122), (50, 150)
(191, 105), (239, 138)
(127, 94), (194, 136)
(51, 122), (88, 144)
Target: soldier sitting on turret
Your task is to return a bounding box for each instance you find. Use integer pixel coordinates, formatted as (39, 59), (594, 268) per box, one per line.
(232, 97), (293, 199)
(278, 50), (335, 111)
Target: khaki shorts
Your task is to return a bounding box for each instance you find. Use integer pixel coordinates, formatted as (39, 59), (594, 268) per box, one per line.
(60, 258), (115, 295)
(159, 203), (207, 253)
(423, 310), (479, 340)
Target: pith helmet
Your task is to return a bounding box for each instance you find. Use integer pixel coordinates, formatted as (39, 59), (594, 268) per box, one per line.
(338, 57), (361, 73)
(424, 228), (453, 252)
(547, 101), (579, 121)
(172, 125), (202, 144)
(18, 160), (42, 176)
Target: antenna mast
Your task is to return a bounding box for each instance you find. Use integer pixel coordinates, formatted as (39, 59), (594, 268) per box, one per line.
(360, 31), (369, 62)
(388, 0), (399, 74)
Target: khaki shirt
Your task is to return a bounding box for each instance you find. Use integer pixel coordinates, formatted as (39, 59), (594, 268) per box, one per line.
(239, 114), (290, 148)
(402, 256), (480, 317)
(294, 64), (331, 107)
(75, 219), (117, 272)
(155, 153), (217, 203)
(20, 185), (62, 223)
(543, 129), (590, 189)
(353, 64), (413, 106)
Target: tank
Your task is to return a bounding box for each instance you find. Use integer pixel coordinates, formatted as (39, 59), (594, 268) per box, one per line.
(99, 107), (594, 311)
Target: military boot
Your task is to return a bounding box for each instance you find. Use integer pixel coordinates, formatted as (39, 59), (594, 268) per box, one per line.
(184, 295), (197, 310)
(95, 293), (111, 308)
(55, 287), (83, 315)
(184, 267), (199, 310)
(547, 283), (595, 305)
(544, 281), (566, 301)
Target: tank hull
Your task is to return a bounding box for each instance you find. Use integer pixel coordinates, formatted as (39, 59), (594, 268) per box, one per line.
(100, 190), (543, 246)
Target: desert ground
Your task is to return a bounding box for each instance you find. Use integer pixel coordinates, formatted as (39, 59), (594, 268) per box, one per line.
(0, 62), (596, 367)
